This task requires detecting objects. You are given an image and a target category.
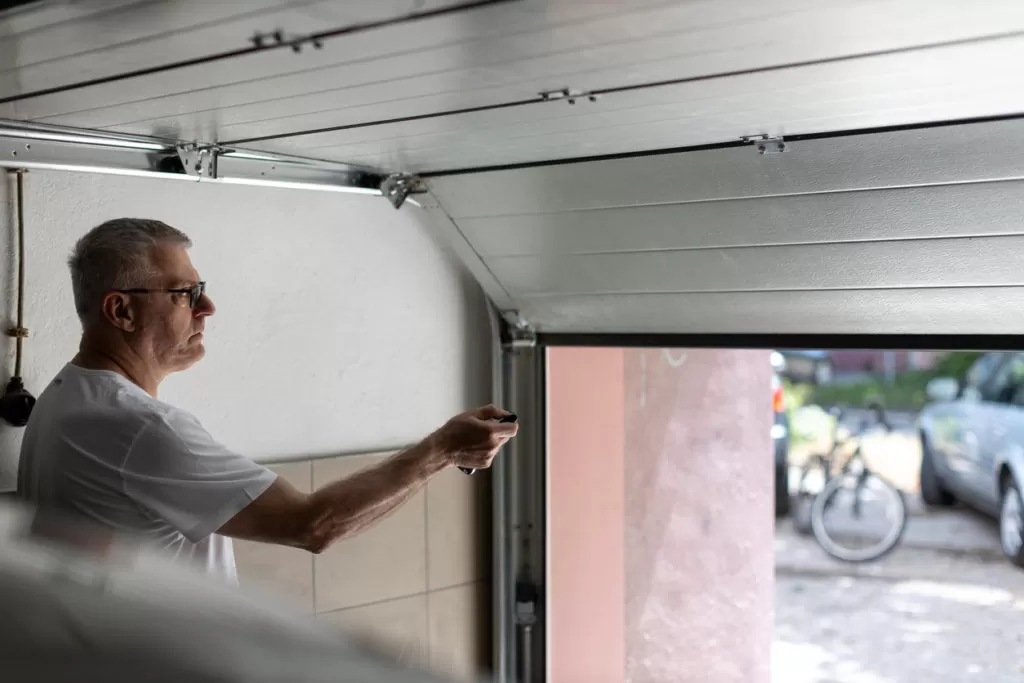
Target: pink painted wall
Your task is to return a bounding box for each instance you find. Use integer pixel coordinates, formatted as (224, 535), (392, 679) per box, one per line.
(547, 348), (773, 683)
(548, 347), (625, 683)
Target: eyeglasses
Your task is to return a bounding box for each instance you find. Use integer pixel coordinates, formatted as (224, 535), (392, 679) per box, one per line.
(116, 281), (206, 309)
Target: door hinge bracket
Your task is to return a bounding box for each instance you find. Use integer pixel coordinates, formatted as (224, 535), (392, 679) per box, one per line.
(539, 87), (599, 105)
(742, 134), (787, 155)
(502, 312), (536, 350)
(381, 173), (426, 210)
(176, 143), (225, 179)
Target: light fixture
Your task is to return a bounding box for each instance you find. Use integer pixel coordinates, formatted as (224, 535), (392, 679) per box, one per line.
(0, 161), (199, 180)
(220, 151), (286, 162)
(216, 176), (382, 195)
(0, 128), (168, 151)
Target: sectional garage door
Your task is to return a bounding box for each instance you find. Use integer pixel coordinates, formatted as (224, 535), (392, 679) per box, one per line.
(4, 0), (1024, 339)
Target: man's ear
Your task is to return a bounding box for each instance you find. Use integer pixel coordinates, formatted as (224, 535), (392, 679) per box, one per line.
(100, 292), (137, 332)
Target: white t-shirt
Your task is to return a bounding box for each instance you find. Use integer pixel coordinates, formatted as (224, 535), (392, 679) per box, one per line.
(17, 363), (278, 583)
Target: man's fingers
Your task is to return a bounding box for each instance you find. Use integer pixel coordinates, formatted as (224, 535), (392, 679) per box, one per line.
(474, 404), (508, 420)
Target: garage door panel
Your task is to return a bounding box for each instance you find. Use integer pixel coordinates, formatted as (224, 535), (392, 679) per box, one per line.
(516, 287), (1024, 335)
(427, 118), (1024, 218)
(460, 181), (1024, 257)
(15, 1), (1023, 123)
(211, 12), (1024, 147)
(22, 0), (831, 127)
(0, 0), (277, 71)
(268, 34), (1024, 172)
(489, 236), (1024, 296)
(0, 0), (472, 107)
(35, 0), (656, 130)
(61, 0), (824, 133)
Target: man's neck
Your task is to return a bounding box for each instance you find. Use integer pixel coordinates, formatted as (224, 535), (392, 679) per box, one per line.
(72, 343), (163, 398)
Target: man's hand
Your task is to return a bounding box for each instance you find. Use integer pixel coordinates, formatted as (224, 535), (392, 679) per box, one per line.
(429, 404), (520, 472)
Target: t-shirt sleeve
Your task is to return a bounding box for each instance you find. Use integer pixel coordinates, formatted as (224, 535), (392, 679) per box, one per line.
(121, 410), (278, 544)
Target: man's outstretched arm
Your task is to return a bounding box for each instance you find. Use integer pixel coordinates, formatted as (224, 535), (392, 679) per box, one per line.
(218, 405), (518, 553)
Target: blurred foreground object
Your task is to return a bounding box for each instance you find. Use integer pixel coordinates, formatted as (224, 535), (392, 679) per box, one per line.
(0, 498), (476, 683)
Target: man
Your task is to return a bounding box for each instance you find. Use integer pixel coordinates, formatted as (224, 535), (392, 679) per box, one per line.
(17, 218), (518, 583)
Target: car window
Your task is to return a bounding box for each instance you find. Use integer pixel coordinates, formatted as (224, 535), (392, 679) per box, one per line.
(966, 353), (1007, 390)
(981, 353), (1024, 403)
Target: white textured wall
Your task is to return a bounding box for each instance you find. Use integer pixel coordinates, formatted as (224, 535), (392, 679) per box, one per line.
(0, 170), (491, 489)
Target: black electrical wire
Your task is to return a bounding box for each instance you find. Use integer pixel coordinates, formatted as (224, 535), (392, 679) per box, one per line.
(12, 170), (25, 379)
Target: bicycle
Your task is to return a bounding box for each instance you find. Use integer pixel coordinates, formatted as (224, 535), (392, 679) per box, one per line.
(791, 403), (908, 563)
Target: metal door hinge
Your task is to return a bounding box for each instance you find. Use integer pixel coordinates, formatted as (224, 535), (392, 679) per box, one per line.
(176, 143), (222, 178)
(539, 87), (599, 105)
(742, 134), (787, 155)
(502, 312), (536, 350)
(380, 173), (426, 209)
(250, 29), (324, 53)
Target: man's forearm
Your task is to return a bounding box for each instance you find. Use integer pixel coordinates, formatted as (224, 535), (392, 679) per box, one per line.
(302, 438), (449, 552)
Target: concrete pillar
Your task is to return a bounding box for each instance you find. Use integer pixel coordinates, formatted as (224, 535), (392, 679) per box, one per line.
(623, 349), (772, 683)
(548, 347), (772, 683)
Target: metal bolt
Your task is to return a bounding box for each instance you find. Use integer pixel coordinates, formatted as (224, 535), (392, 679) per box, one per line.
(777, 143), (785, 151)
(567, 98), (576, 105)
(588, 95), (598, 102)
(757, 145), (766, 153)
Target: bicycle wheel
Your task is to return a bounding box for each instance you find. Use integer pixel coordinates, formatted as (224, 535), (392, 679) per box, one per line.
(810, 468), (907, 562)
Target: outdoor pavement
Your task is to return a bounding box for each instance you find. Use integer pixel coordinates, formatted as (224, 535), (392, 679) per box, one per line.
(775, 498), (1024, 682)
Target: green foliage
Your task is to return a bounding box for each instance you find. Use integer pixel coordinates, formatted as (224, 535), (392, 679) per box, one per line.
(931, 351), (984, 382)
(800, 352), (983, 412)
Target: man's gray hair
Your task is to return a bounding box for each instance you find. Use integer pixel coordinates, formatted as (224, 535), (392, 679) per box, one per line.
(68, 218), (192, 322)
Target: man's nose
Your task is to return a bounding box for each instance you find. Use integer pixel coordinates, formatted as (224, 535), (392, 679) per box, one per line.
(195, 293), (215, 317)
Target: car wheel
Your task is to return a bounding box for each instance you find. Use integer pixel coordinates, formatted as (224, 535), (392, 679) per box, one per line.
(775, 462), (791, 518)
(919, 434), (956, 507)
(1000, 479), (1024, 569)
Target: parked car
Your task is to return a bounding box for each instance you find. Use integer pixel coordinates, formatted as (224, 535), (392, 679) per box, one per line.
(778, 350), (833, 385)
(772, 352), (791, 517)
(918, 352), (1024, 568)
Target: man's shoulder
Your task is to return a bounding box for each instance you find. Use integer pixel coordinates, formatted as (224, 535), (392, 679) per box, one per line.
(47, 365), (195, 437)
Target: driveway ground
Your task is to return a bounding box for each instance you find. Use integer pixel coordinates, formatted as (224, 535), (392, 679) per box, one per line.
(775, 503), (1024, 682)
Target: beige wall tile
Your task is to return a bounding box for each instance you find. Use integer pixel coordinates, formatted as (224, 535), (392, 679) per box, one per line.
(313, 453), (427, 611)
(428, 582), (490, 681)
(426, 467), (490, 590)
(234, 462), (314, 613)
(320, 594), (430, 670)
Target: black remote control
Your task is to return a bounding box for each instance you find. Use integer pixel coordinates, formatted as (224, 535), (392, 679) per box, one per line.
(459, 413), (518, 475)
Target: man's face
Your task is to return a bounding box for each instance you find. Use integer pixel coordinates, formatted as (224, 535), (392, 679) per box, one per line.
(128, 243), (215, 375)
